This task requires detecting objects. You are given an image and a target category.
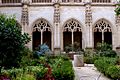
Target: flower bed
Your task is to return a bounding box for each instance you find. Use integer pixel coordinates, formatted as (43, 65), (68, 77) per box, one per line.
(0, 55), (74, 80)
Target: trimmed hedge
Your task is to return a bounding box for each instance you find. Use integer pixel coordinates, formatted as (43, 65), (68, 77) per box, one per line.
(94, 57), (120, 79)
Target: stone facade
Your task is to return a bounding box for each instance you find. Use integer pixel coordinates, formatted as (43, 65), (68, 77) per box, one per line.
(0, 0), (119, 52)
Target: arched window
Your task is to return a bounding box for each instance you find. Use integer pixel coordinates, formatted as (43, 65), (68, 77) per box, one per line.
(63, 19), (82, 51)
(32, 19), (52, 50)
(93, 19), (112, 48)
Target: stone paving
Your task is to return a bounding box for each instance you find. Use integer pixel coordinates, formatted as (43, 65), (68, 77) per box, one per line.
(73, 62), (111, 80)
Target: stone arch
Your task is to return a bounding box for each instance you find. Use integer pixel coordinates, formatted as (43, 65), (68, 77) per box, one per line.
(32, 18), (53, 50)
(62, 18), (83, 51)
(93, 18), (112, 48)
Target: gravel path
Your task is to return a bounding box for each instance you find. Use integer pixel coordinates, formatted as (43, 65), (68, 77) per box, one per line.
(73, 62), (111, 80)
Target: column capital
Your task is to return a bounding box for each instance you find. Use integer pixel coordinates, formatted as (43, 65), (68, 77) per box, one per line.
(21, 0), (30, 5)
(83, 0), (92, 4)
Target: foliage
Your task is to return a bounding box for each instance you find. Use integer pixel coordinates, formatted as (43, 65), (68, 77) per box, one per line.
(20, 47), (33, 67)
(65, 42), (82, 53)
(0, 14), (30, 70)
(115, 1), (120, 16)
(34, 43), (51, 58)
(94, 57), (120, 79)
(95, 42), (117, 57)
(1, 55), (74, 80)
(1, 66), (48, 80)
(51, 58), (74, 80)
(107, 65), (120, 79)
(94, 57), (117, 73)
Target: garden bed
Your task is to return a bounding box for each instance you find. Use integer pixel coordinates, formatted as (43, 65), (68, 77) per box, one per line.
(0, 55), (75, 80)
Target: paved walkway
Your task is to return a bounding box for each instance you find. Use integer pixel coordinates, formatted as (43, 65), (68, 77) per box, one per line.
(73, 62), (111, 80)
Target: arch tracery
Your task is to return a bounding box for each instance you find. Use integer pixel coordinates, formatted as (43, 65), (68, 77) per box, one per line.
(93, 19), (112, 48)
(63, 19), (82, 32)
(63, 19), (82, 50)
(32, 18), (52, 50)
(33, 19), (51, 32)
(93, 20), (112, 32)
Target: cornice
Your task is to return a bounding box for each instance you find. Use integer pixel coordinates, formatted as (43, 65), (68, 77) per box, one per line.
(0, 3), (22, 7)
(91, 3), (116, 6)
(0, 2), (116, 7)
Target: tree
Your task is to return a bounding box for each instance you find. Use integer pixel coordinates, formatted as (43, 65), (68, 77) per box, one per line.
(0, 14), (30, 71)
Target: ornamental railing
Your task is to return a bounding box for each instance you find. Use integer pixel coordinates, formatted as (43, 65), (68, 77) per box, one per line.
(2, 0), (21, 3)
(32, 0), (52, 3)
(92, 0), (111, 3)
(61, 0), (82, 2)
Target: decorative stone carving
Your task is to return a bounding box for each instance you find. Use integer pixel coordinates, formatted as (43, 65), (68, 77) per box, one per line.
(21, 4), (29, 26)
(85, 2), (93, 48)
(63, 19), (82, 32)
(21, 0), (30, 5)
(93, 20), (112, 32)
(116, 15), (120, 27)
(85, 3), (92, 27)
(33, 19), (51, 32)
(54, 3), (60, 23)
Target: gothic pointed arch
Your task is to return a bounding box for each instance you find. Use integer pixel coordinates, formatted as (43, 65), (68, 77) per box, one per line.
(93, 18), (112, 48)
(63, 18), (82, 32)
(63, 18), (82, 51)
(32, 18), (52, 50)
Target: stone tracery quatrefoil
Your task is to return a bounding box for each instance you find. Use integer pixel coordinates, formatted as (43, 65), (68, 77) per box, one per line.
(33, 19), (51, 32)
(93, 20), (111, 32)
(64, 19), (82, 32)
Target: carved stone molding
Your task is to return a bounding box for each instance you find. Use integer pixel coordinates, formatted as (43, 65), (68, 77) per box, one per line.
(85, 3), (92, 27)
(116, 15), (120, 27)
(21, 4), (29, 26)
(54, 3), (60, 23)
(21, 0), (30, 5)
(93, 19), (112, 32)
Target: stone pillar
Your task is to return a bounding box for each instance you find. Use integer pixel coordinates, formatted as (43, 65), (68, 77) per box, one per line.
(53, 2), (61, 53)
(115, 2), (120, 50)
(85, 2), (93, 49)
(21, 0), (31, 49)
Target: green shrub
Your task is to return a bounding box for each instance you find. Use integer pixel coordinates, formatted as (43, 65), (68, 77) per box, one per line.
(95, 42), (117, 57)
(94, 57), (120, 79)
(0, 14), (30, 70)
(84, 50), (99, 64)
(52, 60), (74, 80)
(1, 66), (48, 80)
(1, 55), (74, 80)
(84, 56), (98, 64)
(107, 65), (120, 79)
(20, 47), (33, 67)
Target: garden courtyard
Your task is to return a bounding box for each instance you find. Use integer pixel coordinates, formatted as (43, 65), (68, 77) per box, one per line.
(0, 13), (120, 80)
(1, 0), (120, 79)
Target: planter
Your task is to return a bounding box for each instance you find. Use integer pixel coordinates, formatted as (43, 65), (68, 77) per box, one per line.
(74, 54), (84, 67)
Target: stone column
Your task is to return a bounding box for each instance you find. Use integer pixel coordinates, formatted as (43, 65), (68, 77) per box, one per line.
(53, 2), (61, 53)
(85, 2), (93, 49)
(41, 31), (43, 45)
(115, 2), (120, 49)
(21, 0), (32, 49)
(115, 0), (120, 54)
